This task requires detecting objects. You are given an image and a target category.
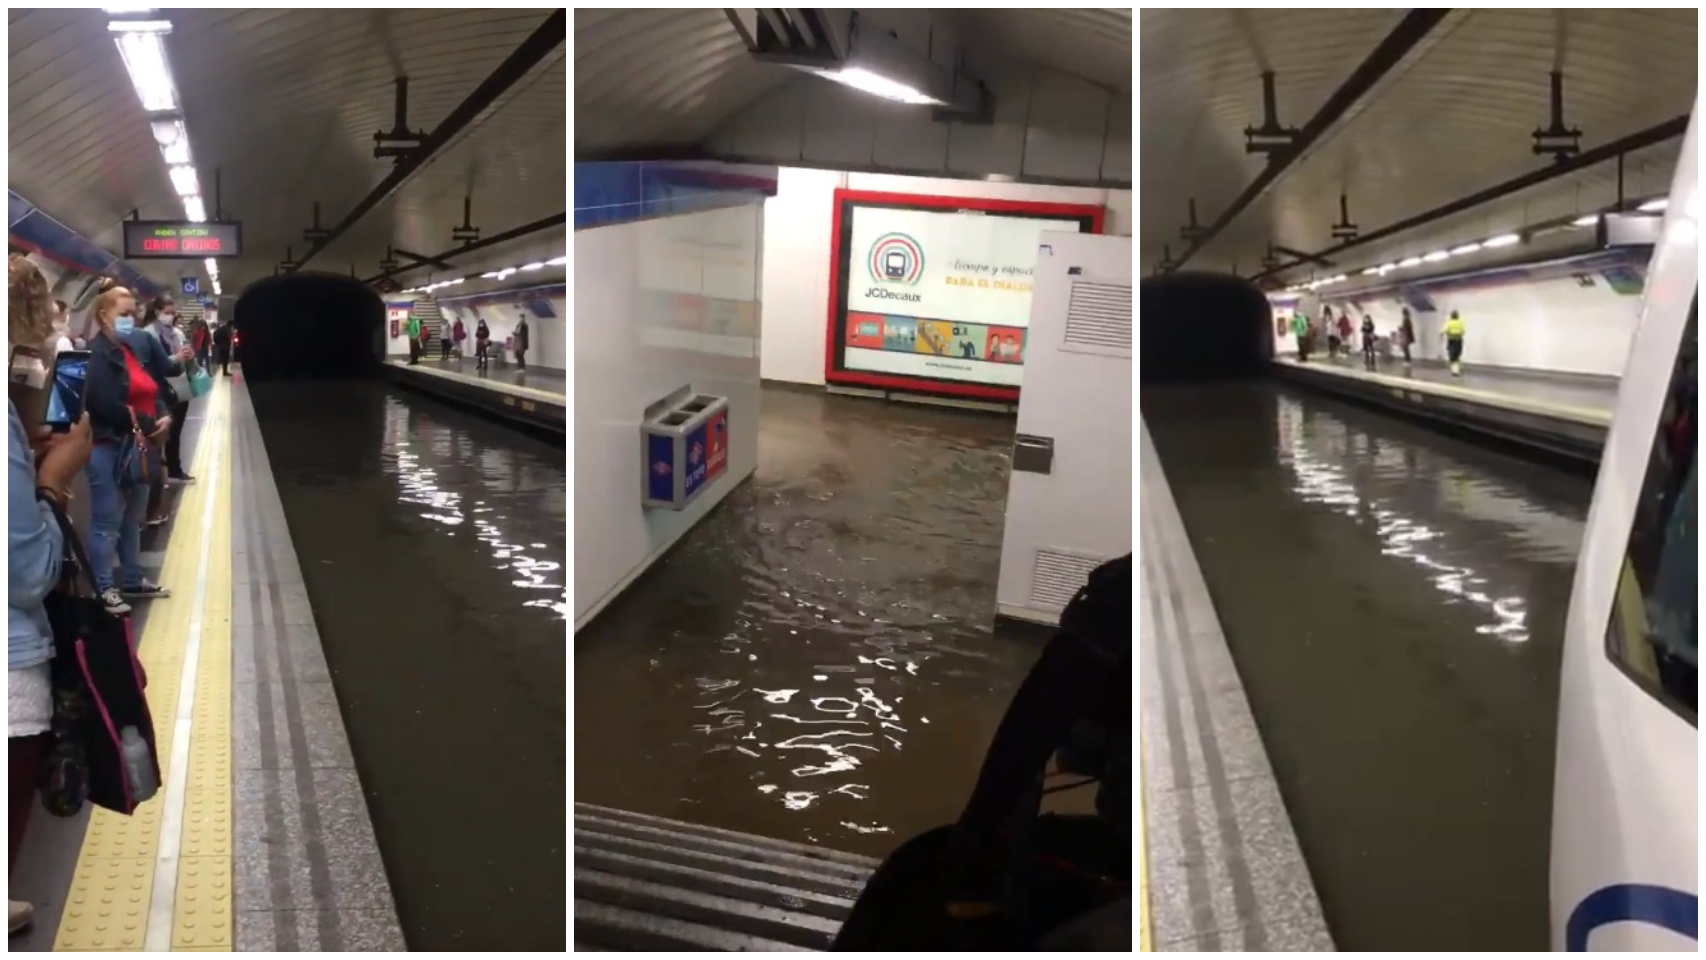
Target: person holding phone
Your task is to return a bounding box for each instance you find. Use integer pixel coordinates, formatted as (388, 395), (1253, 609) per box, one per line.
(8, 255), (92, 934)
(83, 286), (176, 614)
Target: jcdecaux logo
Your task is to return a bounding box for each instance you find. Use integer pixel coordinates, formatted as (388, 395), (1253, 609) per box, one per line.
(868, 232), (923, 286)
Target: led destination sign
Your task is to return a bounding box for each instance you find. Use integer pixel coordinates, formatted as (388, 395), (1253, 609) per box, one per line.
(122, 220), (242, 259)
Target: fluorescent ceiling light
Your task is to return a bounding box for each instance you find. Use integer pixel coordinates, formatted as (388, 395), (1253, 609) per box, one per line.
(1376, 262), (1396, 273)
(113, 30), (176, 111)
(204, 257), (218, 275)
(168, 164), (199, 197)
(183, 195), (206, 222)
(521, 262), (544, 271)
(107, 19), (171, 33)
(1399, 256), (1423, 267)
(811, 66), (943, 106)
(151, 118), (185, 149)
(546, 255), (566, 267)
(1422, 250), (1449, 263)
(103, 5), (157, 13)
(1638, 198), (1668, 213)
(1362, 267), (1380, 276)
(1483, 233), (1521, 248)
(1571, 215), (1599, 227)
(1449, 242), (1482, 255)
(481, 272), (500, 279)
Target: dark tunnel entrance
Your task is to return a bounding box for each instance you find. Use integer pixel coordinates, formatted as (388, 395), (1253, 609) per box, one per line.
(234, 272), (385, 379)
(1140, 271), (1273, 384)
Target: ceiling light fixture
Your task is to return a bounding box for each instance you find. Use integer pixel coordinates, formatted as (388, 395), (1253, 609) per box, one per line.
(1398, 256), (1423, 268)
(1571, 214), (1600, 227)
(1483, 233), (1521, 248)
(184, 195), (206, 222)
(1449, 242), (1482, 256)
(168, 164), (199, 197)
(807, 66), (944, 106)
(1638, 197), (1668, 213)
(1422, 250), (1449, 263)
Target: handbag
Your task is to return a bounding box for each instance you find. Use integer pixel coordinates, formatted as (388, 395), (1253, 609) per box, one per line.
(37, 495), (159, 817)
(187, 359), (213, 398)
(114, 408), (160, 489)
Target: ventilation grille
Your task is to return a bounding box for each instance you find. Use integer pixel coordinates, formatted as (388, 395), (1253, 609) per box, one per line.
(1061, 280), (1132, 357)
(1029, 548), (1106, 611)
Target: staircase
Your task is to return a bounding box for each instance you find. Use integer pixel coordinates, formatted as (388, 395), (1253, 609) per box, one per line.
(573, 803), (877, 951)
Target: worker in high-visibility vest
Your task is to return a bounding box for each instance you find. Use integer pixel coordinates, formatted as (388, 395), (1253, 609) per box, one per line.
(1290, 311), (1310, 361)
(1442, 310), (1467, 376)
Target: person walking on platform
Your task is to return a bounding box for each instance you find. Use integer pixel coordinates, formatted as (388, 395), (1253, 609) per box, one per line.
(8, 256), (95, 936)
(439, 323), (453, 362)
(452, 317), (466, 358)
(1398, 308), (1416, 368)
(1360, 314), (1377, 371)
(213, 321), (233, 376)
(1336, 312), (1353, 362)
(514, 314), (530, 371)
(1443, 310), (1467, 377)
(1323, 305), (1339, 358)
(1290, 310), (1310, 362)
(474, 317), (491, 373)
(404, 314), (422, 366)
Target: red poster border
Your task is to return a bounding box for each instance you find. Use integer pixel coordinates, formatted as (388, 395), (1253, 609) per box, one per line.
(824, 189), (1106, 401)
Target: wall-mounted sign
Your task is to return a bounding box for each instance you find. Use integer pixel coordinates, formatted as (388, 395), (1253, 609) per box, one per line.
(122, 220), (242, 259)
(180, 276), (199, 296)
(825, 190), (1103, 401)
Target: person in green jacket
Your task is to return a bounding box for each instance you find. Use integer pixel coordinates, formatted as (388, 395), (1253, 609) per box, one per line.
(1442, 310), (1467, 377)
(405, 314), (422, 365)
(1290, 311), (1310, 361)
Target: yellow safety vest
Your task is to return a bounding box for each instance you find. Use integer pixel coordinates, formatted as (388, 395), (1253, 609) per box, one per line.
(1443, 317), (1466, 338)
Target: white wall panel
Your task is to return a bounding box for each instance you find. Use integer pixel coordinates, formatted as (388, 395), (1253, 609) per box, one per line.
(573, 203), (763, 628)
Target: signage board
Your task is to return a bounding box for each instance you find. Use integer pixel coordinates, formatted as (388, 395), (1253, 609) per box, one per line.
(123, 220), (242, 259)
(181, 276), (199, 296)
(826, 190), (1102, 400)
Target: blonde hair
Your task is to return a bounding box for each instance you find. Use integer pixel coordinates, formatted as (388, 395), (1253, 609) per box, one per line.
(89, 284), (136, 335)
(8, 254), (56, 348)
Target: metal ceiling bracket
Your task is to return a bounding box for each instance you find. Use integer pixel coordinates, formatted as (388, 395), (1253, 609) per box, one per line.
(1243, 72), (1299, 157)
(378, 247), (400, 274)
(278, 245), (299, 274)
(302, 201), (331, 244)
(1180, 198), (1206, 243)
(1532, 71), (1584, 164)
(1155, 244), (1177, 275)
(1330, 193), (1359, 241)
(452, 196), (481, 246)
(373, 77), (429, 164)
(1261, 244), (1281, 273)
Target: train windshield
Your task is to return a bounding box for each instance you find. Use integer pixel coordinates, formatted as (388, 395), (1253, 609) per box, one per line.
(1606, 294), (1697, 722)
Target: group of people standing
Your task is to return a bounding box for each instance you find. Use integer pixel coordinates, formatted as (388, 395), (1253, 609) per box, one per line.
(9, 257), (225, 932)
(1289, 304), (1467, 376)
(404, 311), (530, 374)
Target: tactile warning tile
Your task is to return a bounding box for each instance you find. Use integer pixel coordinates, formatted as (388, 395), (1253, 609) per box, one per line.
(54, 381), (234, 952)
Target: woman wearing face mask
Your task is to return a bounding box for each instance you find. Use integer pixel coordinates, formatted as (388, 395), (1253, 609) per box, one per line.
(144, 296), (195, 485)
(9, 257), (93, 933)
(83, 286), (181, 614)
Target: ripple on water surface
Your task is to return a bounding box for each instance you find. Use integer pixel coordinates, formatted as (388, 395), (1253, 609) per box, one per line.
(575, 389), (1040, 855)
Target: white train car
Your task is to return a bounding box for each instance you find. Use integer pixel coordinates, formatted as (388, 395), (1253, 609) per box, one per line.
(1551, 104), (1698, 950)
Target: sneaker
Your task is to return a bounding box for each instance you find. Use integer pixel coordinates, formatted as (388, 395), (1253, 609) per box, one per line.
(99, 588), (132, 615)
(146, 515), (170, 528)
(168, 473), (195, 485)
(9, 899), (33, 934)
(121, 581), (171, 601)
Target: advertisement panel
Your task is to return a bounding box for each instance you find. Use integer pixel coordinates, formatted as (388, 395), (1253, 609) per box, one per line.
(825, 190), (1102, 399)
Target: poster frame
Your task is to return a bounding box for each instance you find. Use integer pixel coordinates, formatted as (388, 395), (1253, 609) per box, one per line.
(823, 189), (1104, 400)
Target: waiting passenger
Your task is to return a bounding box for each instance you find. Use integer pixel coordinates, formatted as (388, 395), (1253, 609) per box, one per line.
(452, 317), (466, 358)
(1291, 311), (1309, 361)
(1323, 305), (1339, 358)
(514, 314), (530, 371)
(1361, 314), (1377, 370)
(1443, 310), (1467, 376)
(84, 286), (175, 613)
(1336, 312), (1353, 361)
(144, 296), (195, 485)
(1397, 308), (1416, 367)
(404, 314), (421, 366)
(475, 318), (491, 372)
(213, 321), (233, 376)
(9, 256), (93, 934)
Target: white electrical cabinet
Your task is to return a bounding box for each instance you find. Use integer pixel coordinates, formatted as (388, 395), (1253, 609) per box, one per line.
(996, 231), (1134, 625)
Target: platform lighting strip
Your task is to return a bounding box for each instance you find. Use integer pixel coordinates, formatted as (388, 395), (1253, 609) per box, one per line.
(107, 10), (222, 297)
(399, 255), (566, 296)
(1282, 195), (1671, 294)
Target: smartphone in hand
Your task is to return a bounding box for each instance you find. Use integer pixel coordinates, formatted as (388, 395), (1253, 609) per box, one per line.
(43, 349), (91, 433)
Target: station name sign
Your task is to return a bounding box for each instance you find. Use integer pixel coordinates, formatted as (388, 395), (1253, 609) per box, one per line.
(122, 220), (242, 259)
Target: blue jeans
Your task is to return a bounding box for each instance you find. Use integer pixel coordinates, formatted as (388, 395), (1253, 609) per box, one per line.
(86, 442), (152, 592)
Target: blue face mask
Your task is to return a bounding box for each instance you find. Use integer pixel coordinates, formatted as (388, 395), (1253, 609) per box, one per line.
(115, 314), (135, 333)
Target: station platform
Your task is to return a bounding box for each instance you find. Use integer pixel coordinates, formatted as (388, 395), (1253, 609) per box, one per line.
(1138, 421), (1333, 952)
(382, 357), (565, 434)
(10, 375), (404, 952)
(1271, 356), (1614, 466)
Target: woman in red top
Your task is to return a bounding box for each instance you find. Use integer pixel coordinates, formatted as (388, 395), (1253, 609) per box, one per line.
(82, 286), (181, 614)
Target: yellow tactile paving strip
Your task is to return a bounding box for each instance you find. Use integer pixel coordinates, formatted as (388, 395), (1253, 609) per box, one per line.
(55, 379), (234, 952)
(1138, 775), (1151, 952)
